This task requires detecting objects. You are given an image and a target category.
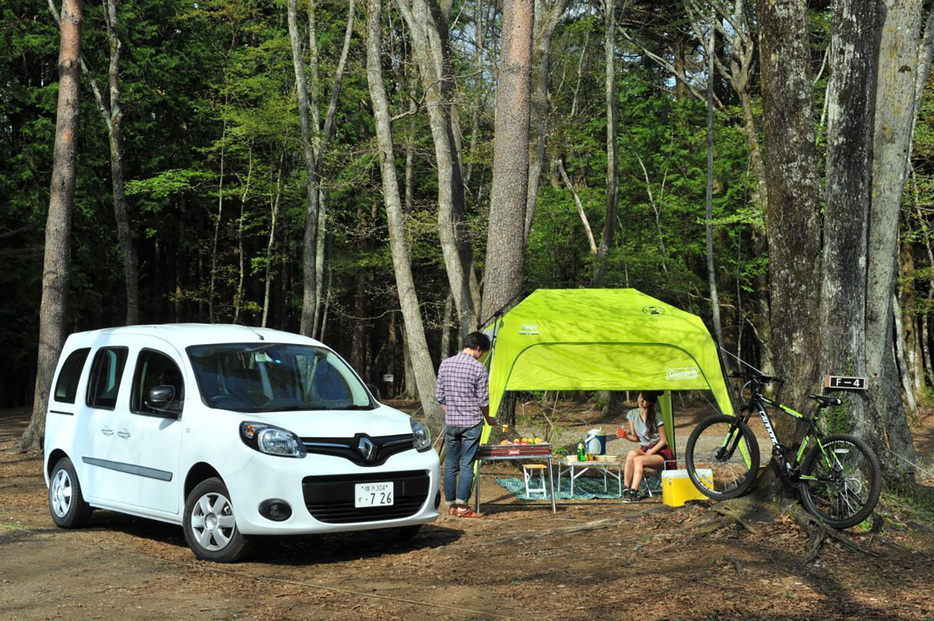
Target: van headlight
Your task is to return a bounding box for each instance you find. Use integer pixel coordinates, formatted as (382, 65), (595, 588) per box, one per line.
(410, 418), (431, 452)
(240, 422), (307, 458)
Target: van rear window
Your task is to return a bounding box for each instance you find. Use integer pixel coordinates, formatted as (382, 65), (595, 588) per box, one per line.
(53, 348), (91, 404)
(86, 347), (129, 410)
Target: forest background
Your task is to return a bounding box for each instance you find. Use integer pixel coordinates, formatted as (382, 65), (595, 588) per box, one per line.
(2, 0), (933, 482)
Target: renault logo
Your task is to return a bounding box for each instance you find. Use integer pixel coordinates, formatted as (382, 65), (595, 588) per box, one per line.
(357, 436), (377, 462)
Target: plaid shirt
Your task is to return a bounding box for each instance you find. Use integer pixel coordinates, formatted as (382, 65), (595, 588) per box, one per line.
(435, 352), (490, 427)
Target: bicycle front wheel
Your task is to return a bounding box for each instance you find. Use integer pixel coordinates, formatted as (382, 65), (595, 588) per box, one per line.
(799, 434), (881, 529)
(685, 414), (760, 500)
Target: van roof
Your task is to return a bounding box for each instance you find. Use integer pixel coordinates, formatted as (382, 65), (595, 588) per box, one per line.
(62, 324), (322, 350)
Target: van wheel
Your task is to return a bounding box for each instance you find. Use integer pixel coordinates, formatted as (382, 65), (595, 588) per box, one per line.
(183, 478), (251, 562)
(49, 457), (92, 528)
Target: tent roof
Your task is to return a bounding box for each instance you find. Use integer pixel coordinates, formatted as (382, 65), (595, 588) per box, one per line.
(486, 289), (734, 421)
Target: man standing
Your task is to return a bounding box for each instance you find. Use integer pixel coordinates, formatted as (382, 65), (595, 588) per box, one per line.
(435, 331), (493, 518)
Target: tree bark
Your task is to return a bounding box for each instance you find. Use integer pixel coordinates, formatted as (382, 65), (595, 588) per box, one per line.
(758, 0), (823, 439)
(262, 154), (285, 328)
(704, 13), (723, 348)
(863, 0), (923, 472)
(593, 0), (618, 287)
(525, 0), (569, 237)
(367, 0), (444, 431)
(289, 0), (319, 336)
(482, 0), (534, 319)
(394, 0), (477, 333)
(103, 0), (138, 325)
(820, 0), (876, 433)
(21, 0), (83, 452)
(49, 0), (138, 325)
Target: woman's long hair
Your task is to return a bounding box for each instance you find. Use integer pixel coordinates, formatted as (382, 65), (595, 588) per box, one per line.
(639, 391), (659, 435)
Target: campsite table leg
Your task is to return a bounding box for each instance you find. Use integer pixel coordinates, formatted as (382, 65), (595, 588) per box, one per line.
(548, 456), (556, 514)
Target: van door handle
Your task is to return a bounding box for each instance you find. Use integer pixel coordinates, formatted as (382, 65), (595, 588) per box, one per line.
(101, 427), (114, 436)
(117, 430), (131, 439)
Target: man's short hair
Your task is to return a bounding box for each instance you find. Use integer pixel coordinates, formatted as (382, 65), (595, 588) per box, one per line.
(463, 331), (491, 352)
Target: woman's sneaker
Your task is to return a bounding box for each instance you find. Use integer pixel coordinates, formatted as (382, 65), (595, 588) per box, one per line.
(622, 488), (636, 502)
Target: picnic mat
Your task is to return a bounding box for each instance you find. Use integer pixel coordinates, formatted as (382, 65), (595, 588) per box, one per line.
(494, 474), (661, 501)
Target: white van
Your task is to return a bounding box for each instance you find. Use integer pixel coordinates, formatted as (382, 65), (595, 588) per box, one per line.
(43, 324), (440, 562)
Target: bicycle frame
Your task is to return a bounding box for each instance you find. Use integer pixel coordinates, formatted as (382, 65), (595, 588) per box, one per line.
(736, 388), (830, 479)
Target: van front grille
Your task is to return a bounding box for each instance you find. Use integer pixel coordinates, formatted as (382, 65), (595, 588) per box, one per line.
(302, 470), (430, 524)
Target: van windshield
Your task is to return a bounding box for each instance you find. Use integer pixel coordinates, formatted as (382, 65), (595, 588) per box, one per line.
(187, 343), (375, 413)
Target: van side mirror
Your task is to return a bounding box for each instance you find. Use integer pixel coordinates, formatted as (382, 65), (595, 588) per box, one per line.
(145, 385), (179, 417)
(366, 384), (382, 401)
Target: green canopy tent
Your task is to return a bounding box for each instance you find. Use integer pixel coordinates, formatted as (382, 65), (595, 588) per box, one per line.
(482, 289), (735, 451)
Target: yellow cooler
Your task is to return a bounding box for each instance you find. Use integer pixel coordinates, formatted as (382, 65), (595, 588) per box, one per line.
(661, 468), (711, 507)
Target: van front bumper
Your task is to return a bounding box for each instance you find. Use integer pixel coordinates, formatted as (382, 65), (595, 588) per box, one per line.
(224, 448), (440, 535)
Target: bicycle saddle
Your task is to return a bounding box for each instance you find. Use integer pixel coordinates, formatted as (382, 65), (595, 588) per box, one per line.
(809, 394), (842, 406)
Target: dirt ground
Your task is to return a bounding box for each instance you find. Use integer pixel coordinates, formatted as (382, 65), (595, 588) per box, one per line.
(2, 403), (933, 621)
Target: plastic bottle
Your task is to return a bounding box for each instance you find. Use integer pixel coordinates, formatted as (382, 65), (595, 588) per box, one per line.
(577, 440), (585, 461)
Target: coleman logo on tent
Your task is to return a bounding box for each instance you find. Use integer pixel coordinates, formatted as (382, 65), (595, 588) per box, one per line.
(642, 305), (666, 316)
(667, 367), (699, 380)
(519, 324), (540, 335)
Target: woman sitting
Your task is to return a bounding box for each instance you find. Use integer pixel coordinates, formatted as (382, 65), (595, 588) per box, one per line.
(617, 391), (674, 502)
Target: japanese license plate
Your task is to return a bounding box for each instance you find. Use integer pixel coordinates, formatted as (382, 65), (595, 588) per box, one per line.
(355, 482), (394, 508)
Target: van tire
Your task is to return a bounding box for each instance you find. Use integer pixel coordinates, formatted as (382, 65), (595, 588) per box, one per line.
(183, 478), (251, 562)
(49, 457), (93, 528)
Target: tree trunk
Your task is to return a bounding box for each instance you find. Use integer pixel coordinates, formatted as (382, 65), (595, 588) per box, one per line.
(366, 0), (444, 431)
(482, 0), (534, 319)
(233, 144), (253, 324)
(593, 0), (618, 287)
(704, 13), (722, 348)
(103, 0), (138, 325)
(525, 0), (569, 237)
(312, 189), (326, 338)
(262, 154), (285, 328)
(394, 0), (476, 333)
(820, 0), (876, 433)
(288, 0), (319, 336)
(209, 95), (227, 323)
(893, 294), (918, 417)
(21, 0), (83, 452)
(758, 0), (823, 440)
(863, 0), (923, 473)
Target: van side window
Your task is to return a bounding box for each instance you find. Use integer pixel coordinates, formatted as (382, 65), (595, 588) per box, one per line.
(131, 350), (185, 416)
(53, 348), (91, 404)
(86, 347), (129, 410)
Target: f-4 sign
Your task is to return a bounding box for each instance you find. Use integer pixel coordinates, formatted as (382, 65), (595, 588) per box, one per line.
(824, 375), (868, 390)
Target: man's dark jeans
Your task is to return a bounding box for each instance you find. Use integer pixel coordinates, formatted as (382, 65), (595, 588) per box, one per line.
(443, 422), (483, 503)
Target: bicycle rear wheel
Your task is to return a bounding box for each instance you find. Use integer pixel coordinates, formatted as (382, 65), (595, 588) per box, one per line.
(799, 434), (881, 529)
(685, 414), (760, 500)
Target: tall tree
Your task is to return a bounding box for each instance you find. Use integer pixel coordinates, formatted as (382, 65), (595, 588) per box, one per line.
(48, 0), (139, 325)
(287, 0), (319, 336)
(366, 0), (444, 431)
(21, 0), (83, 451)
(863, 0), (925, 473)
(757, 0), (822, 437)
(593, 0), (618, 287)
(703, 10), (722, 348)
(525, 0), (570, 236)
(820, 0), (876, 440)
(394, 0), (478, 333)
(482, 0), (534, 320)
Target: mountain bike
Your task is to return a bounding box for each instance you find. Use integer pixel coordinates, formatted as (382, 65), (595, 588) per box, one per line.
(684, 371), (882, 529)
